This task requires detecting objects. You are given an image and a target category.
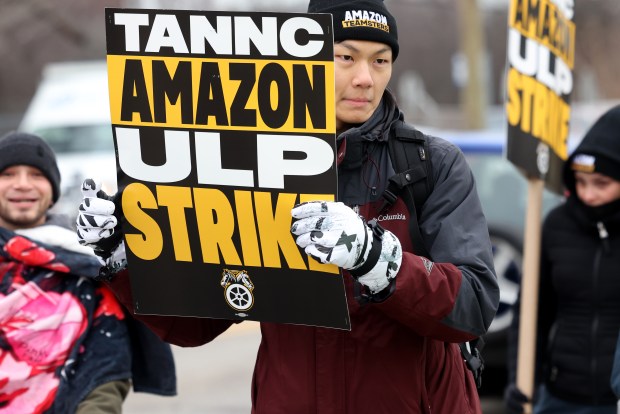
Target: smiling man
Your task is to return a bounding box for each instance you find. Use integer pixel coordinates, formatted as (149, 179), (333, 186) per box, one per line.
(0, 131), (176, 413)
(0, 137), (57, 231)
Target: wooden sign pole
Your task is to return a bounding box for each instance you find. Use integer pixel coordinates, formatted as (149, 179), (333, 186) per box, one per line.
(516, 177), (545, 413)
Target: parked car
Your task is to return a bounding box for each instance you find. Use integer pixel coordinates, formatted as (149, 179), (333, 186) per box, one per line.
(19, 60), (117, 221)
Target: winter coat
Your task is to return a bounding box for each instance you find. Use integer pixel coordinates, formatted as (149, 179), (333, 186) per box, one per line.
(0, 216), (176, 413)
(508, 104), (620, 406)
(540, 197), (620, 405)
(107, 92), (499, 414)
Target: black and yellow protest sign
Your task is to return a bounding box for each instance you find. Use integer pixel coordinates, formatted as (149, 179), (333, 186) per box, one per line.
(505, 1), (576, 407)
(105, 8), (349, 329)
(505, 0), (575, 193)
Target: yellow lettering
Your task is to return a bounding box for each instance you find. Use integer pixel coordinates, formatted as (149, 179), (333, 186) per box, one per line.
(520, 74), (537, 134)
(524, 0), (539, 38)
(234, 190), (261, 267)
(532, 80), (549, 141)
(509, 0), (575, 68)
(558, 102), (570, 158)
(122, 185), (339, 273)
(193, 188), (242, 265)
(506, 68), (522, 127)
(550, 94), (567, 158)
(510, 0), (525, 31)
(506, 70), (570, 160)
(254, 191), (306, 269)
(123, 183), (163, 260)
(156, 185), (193, 262)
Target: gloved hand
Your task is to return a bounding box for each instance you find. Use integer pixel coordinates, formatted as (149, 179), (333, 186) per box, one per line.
(504, 383), (529, 414)
(291, 201), (402, 294)
(76, 179), (126, 274)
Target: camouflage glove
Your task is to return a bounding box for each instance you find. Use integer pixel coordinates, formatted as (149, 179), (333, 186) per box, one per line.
(76, 179), (126, 275)
(291, 201), (402, 294)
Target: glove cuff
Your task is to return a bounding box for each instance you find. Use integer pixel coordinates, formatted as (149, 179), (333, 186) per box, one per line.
(95, 240), (127, 281)
(354, 277), (397, 305)
(349, 218), (383, 277)
(92, 230), (123, 260)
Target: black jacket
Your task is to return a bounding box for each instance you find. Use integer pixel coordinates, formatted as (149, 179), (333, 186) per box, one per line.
(509, 104), (620, 405)
(536, 197), (620, 404)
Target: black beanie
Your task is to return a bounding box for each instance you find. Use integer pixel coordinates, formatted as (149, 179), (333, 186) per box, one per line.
(308, 0), (399, 60)
(563, 104), (620, 191)
(0, 131), (61, 203)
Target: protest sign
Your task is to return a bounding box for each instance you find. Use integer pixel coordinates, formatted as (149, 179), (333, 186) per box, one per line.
(504, 0), (576, 406)
(505, 0), (575, 192)
(105, 8), (350, 329)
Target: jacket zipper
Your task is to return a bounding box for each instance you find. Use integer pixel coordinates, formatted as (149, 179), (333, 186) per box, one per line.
(590, 221), (607, 402)
(597, 221), (610, 254)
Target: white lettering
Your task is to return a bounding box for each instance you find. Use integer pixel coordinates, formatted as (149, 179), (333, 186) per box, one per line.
(508, 29), (538, 76)
(189, 15), (233, 54)
(114, 13), (149, 52)
(113, 12), (324, 58)
(117, 127), (191, 182)
(234, 16), (278, 56)
(377, 213), (406, 222)
(551, 0), (574, 20)
(145, 14), (189, 53)
(536, 46), (572, 95)
(116, 129), (334, 189)
(280, 17), (324, 58)
(256, 134), (334, 189)
(508, 29), (572, 95)
(343, 10), (387, 24)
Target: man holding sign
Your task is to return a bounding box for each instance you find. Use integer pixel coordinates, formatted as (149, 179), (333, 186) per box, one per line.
(77, 0), (498, 412)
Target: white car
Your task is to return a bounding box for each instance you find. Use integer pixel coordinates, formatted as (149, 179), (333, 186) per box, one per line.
(19, 60), (118, 221)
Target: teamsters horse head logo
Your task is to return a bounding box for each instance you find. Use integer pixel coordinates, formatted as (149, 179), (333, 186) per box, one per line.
(220, 269), (255, 312)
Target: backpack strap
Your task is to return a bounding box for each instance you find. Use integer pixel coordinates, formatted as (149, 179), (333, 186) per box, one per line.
(381, 122), (433, 258)
(382, 121), (485, 389)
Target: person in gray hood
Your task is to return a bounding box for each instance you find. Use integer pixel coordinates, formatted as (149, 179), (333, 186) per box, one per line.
(505, 104), (620, 414)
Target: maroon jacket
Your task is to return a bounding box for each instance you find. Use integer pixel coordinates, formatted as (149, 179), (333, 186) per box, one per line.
(109, 190), (492, 413)
(106, 101), (498, 413)
(109, 235), (480, 413)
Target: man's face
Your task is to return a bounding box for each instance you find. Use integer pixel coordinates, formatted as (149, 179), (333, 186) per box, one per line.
(0, 165), (52, 230)
(334, 39), (393, 132)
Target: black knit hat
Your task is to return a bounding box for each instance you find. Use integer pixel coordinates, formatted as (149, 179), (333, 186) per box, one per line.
(563, 104), (620, 191)
(308, 0), (399, 60)
(0, 131), (61, 203)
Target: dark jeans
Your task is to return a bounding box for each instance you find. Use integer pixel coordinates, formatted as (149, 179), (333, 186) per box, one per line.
(534, 385), (616, 414)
